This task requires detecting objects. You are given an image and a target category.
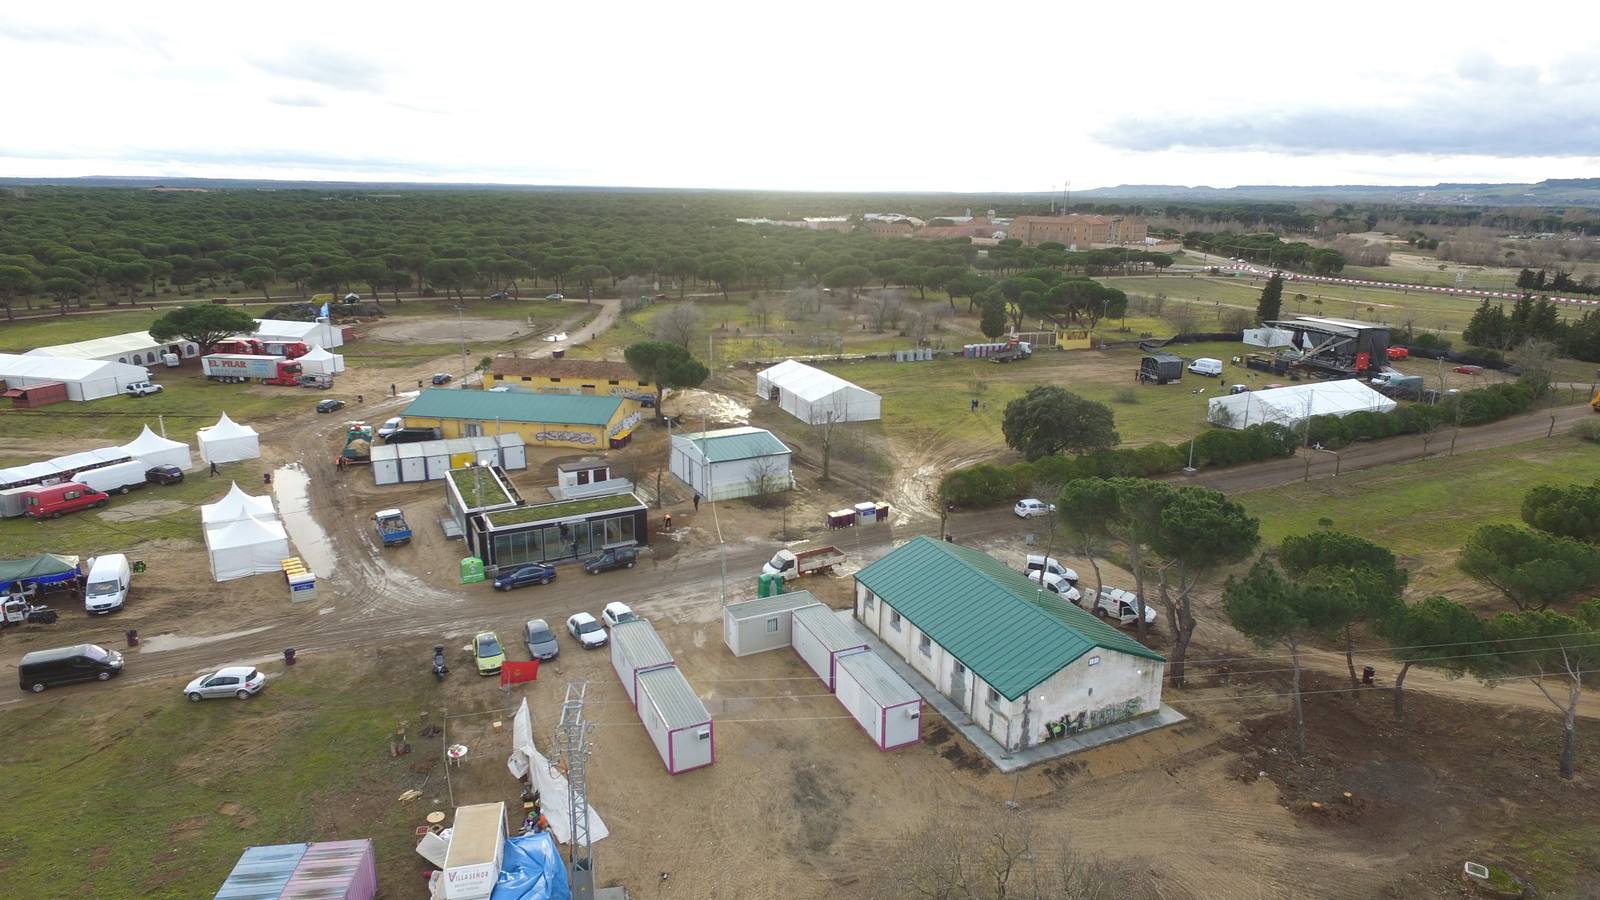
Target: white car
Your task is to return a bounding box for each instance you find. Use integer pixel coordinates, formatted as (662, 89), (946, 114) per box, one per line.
(1014, 498), (1055, 518)
(1024, 555), (1078, 585)
(184, 666), (265, 701)
(567, 612), (608, 649)
(601, 601), (637, 629)
(1078, 587), (1160, 627)
(377, 416), (404, 439)
(1027, 570), (1081, 602)
(545, 292), (565, 300)
(123, 381), (163, 397)
(543, 331), (569, 343)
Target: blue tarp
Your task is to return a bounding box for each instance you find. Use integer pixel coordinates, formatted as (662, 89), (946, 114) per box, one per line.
(489, 832), (570, 900)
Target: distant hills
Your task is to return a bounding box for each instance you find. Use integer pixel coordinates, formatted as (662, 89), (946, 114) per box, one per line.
(1073, 179), (1600, 206)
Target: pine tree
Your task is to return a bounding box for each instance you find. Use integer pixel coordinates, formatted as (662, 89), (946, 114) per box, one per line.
(1255, 273), (1284, 323)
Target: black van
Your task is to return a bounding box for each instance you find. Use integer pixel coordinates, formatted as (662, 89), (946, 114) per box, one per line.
(18, 644), (125, 693)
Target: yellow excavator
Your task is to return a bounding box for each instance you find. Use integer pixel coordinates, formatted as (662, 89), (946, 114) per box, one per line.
(1592, 387), (1600, 412)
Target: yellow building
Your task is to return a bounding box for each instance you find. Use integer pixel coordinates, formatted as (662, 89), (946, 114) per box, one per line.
(401, 389), (642, 449)
(485, 358), (656, 405)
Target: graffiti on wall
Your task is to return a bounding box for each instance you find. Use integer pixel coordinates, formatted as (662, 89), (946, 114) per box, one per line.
(535, 430), (597, 445)
(1048, 696), (1144, 738)
(609, 410), (642, 438)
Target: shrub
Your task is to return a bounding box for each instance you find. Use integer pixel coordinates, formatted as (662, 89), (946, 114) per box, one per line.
(1113, 388), (1139, 405)
(1409, 332), (1451, 352)
(1305, 415), (1352, 449)
(1572, 419), (1600, 443)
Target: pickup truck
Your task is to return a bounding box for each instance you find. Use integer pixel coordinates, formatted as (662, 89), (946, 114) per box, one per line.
(761, 544), (845, 578)
(373, 509), (412, 546)
(1076, 587), (1158, 628)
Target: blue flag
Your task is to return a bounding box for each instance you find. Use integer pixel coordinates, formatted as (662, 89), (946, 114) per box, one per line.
(319, 301), (330, 318)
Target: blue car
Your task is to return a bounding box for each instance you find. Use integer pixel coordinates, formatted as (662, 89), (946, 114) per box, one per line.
(493, 563), (557, 592)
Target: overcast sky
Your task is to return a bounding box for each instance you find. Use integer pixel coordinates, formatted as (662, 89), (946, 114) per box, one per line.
(3, 1), (1597, 191)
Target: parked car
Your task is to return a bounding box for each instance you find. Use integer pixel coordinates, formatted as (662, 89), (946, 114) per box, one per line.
(377, 417), (404, 439)
(490, 291), (510, 301)
(18, 644), (124, 693)
(316, 398), (346, 413)
(493, 563), (557, 591)
(84, 553), (131, 615)
(183, 666), (265, 701)
(474, 631), (506, 676)
(545, 292), (565, 300)
(566, 612), (608, 649)
(145, 464), (184, 486)
(523, 618), (560, 661)
(582, 546), (638, 574)
(1014, 498), (1055, 519)
(600, 601), (637, 628)
(1024, 554), (1079, 586)
(22, 482), (109, 519)
(1076, 587), (1159, 628)
(123, 381), (163, 397)
(1228, 384), (1250, 395)
(1387, 346), (1410, 360)
(430, 373), (453, 385)
(1187, 358), (1223, 377)
(1454, 364), (1484, 375)
(1026, 570), (1081, 602)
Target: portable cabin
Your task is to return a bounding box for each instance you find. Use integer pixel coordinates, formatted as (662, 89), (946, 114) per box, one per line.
(834, 649), (923, 750)
(722, 591), (821, 657)
(635, 666), (713, 774)
(791, 602), (868, 691)
(610, 619), (674, 706)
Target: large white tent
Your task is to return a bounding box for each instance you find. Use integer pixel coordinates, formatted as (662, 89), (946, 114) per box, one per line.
(201, 483), (277, 528)
(197, 414), (261, 464)
(1207, 380), (1396, 430)
(297, 346), (345, 375)
(205, 515), (290, 581)
(0, 353), (149, 401)
(252, 318), (343, 348)
(121, 425), (195, 471)
(755, 359), (881, 424)
(29, 331), (198, 366)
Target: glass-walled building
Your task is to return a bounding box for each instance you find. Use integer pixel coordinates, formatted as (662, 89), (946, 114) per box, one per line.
(466, 491), (648, 571)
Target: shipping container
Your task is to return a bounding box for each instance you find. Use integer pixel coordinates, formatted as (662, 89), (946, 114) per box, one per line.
(834, 648), (923, 750)
(635, 665), (713, 774)
(610, 619), (674, 706)
(791, 603), (867, 691)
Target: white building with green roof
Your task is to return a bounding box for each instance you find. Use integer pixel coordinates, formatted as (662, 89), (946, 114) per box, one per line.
(854, 535), (1166, 752)
(668, 426), (792, 502)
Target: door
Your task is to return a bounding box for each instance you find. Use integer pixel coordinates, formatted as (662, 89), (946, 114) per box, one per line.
(949, 662), (967, 712)
(202, 675), (238, 697)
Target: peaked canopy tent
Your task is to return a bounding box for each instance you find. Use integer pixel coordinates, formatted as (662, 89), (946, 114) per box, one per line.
(0, 553), (82, 592)
(1206, 380), (1396, 430)
(296, 346), (346, 375)
(0, 353), (149, 401)
(205, 515), (290, 581)
(197, 413), (261, 464)
(121, 425), (194, 471)
(251, 318), (343, 348)
(756, 359), (881, 424)
(201, 483), (277, 528)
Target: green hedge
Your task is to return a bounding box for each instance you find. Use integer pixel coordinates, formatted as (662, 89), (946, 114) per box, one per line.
(1307, 382), (1538, 449)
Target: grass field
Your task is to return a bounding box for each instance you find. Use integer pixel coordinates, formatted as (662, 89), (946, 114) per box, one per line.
(0, 656), (435, 898)
(0, 375), (303, 443)
(0, 464), (249, 557)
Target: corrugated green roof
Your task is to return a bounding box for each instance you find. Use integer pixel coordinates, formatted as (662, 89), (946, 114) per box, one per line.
(675, 426), (789, 463)
(404, 388), (622, 426)
(855, 536), (1164, 701)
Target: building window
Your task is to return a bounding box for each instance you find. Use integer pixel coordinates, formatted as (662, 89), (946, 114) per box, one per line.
(918, 633), (931, 657)
(987, 688), (1001, 708)
(608, 379), (620, 386)
(521, 376), (531, 382)
(593, 468), (607, 483)
(864, 593), (875, 611)
(890, 611), (901, 632)
(464, 422), (483, 437)
(551, 377), (561, 383)
(765, 617), (780, 634)
(576, 470), (590, 485)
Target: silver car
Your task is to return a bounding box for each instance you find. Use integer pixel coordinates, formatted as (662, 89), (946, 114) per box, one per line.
(184, 666), (266, 701)
(524, 618), (561, 661)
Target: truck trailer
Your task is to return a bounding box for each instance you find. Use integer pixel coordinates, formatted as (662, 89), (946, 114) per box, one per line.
(201, 353), (302, 386)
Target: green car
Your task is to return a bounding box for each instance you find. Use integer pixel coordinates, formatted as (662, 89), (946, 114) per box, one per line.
(474, 631), (506, 676)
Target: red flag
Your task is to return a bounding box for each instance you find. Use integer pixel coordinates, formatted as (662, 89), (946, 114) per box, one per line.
(499, 660), (540, 687)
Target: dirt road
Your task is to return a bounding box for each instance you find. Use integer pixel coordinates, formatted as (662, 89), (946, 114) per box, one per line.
(1184, 402), (1593, 495)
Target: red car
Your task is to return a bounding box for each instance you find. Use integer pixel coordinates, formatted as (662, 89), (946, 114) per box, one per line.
(1454, 364), (1484, 375)
(22, 482), (110, 519)
(1386, 347), (1409, 360)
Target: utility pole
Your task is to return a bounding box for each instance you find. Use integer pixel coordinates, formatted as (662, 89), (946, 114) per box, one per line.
(456, 305), (468, 380)
(558, 681), (594, 898)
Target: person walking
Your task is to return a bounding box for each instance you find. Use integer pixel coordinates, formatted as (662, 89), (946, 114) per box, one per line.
(390, 383), (397, 397)
(262, 472), (272, 486)
(209, 460), (218, 477)
(357, 394), (364, 404)
(693, 492), (701, 512)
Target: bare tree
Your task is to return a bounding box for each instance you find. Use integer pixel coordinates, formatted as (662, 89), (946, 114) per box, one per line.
(654, 303), (700, 349)
(1516, 338), (1559, 400)
(865, 290), (906, 333)
(784, 287), (818, 322)
(743, 454), (791, 508)
(748, 293), (778, 331)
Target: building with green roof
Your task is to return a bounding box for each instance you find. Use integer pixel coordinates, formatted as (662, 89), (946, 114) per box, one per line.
(401, 388), (641, 450)
(854, 535), (1165, 752)
(669, 426), (792, 502)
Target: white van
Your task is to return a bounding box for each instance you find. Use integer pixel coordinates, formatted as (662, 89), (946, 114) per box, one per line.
(1024, 555), (1078, 586)
(1188, 358), (1223, 377)
(85, 553), (131, 614)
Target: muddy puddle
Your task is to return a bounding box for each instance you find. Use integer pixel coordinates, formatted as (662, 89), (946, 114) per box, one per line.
(140, 625), (276, 652)
(272, 464), (337, 576)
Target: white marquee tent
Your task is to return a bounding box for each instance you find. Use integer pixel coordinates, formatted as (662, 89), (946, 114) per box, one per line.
(1207, 380), (1396, 430)
(251, 318), (343, 348)
(0, 353), (149, 401)
(121, 425), (195, 471)
(204, 515), (290, 581)
(28, 330), (198, 366)
(197, 414), (261, 464)
(201, 483), (277, 528)
(297, 346), (346, 375)
(755, 359), (881, 424)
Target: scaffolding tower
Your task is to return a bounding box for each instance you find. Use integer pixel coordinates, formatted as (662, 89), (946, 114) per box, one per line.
(558, 680), (595, 898)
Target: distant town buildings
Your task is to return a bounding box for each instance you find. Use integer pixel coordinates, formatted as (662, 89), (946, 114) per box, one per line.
(1008, 214), (1148, 248)
(735, 209), (1143, 248)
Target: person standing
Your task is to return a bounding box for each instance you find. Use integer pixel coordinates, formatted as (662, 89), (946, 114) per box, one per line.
(209, 460), (218, 477)
(693, 492), (701, 512)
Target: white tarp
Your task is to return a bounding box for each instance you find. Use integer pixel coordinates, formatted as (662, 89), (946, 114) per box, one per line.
(0, 353), (149, 401)
(505, 699), (610, 845)
(1243, 327), (1293, 348)
(756, 359), (881, 424)
(297, 346), (346, 375)
(197, 413), (261, 464)
(1207, 380), (1397, 430)
(201, 482), (276, 527)
(204, 514), (289, 581)
(121, 425), (195, 471)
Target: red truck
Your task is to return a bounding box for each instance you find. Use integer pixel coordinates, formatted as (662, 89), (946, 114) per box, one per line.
(201, 353), (303, 386)
(211, 338), (267, 355)
(23, 482), (110, 519)
(261, 340), (310, 359)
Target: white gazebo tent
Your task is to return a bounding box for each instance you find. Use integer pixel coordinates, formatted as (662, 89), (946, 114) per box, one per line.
(755, 359), (881, 424)
(121, 425), (195, 471)
(1206, 380), (1396, 430)
(204, 515), (290, 581)
(297, 346), (346, 375)
(201, 483), (277, 528)
(197, 414), (261, 464)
